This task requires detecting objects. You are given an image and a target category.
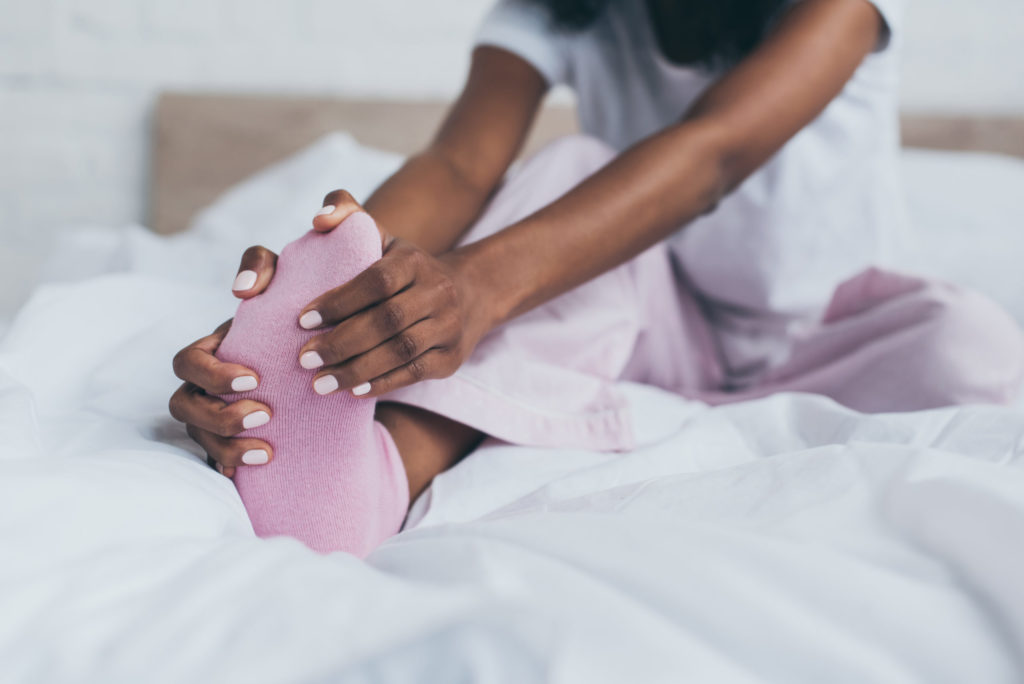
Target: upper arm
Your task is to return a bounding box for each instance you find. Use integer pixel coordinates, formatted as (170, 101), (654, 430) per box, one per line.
(684, 0), (885, 188)
(428, 45), (549, 197)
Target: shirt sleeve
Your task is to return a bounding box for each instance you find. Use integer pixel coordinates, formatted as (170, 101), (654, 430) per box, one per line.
(865, 0), (904, 51)
(473, 0), (570, 86)
(786, 0), (903, 52)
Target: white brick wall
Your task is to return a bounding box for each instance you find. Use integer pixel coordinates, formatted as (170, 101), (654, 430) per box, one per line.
(0, 0), (1022, 256)
(0, 0), (492, 245)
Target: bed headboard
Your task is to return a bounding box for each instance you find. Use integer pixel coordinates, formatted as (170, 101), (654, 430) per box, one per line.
(150, 91), (1024, 235)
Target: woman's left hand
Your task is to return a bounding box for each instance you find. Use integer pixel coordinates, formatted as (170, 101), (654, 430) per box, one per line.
(299, 191), (493, 398)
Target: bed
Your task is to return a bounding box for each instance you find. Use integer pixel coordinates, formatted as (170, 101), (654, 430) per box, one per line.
(1, 94), (1024, 683)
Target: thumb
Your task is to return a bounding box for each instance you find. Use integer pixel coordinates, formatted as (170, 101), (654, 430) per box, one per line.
(231, 245), (278, 299)
(312, 189), (364, 233)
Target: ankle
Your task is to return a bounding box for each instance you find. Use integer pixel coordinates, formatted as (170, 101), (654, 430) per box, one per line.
(375, 402), (484, 502)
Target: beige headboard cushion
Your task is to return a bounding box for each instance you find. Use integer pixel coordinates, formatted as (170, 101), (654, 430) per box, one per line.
(150, 91), (1024, 235)
(150, 93), (577, 235)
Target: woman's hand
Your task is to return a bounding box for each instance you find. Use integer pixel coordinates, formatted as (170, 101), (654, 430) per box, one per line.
(170, 189), (494, 476)
(170, 241), (281, 478)
(299, 191), (494, 399)
(169, 318), (275, 480)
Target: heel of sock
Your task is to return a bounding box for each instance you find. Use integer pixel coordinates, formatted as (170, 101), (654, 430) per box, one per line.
(374, 420), (411, 534)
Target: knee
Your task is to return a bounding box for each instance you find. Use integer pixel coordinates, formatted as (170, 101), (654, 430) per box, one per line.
(915, 285), (1024, 405)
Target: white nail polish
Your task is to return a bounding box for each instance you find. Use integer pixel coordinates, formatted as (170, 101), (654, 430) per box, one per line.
(232, 270), (258, 291)
(299, 310), (323, 329)
(316, 204), (336, 216)
(216, 463), (225, 474)
(352, 382), (372, 396)
(313, 375), (339, 395)
(300, 351), (324, 370)
(242, 410), (270, 429)
(231, 375), (258, 392)
(241, 449), (269, 465)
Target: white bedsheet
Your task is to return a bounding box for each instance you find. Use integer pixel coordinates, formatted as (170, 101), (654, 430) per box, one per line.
(2, 135), (1024, 683)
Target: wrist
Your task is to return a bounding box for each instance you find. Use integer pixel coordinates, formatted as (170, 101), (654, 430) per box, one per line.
(446, 237), (522, 333)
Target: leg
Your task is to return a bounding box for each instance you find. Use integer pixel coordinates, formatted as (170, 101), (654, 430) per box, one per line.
(214, 133), (722, 554)
(704, 268), (1024, 411)
(374, 402), (484, 503)
(383, 134), (722, 452)
(213, 135), (643, 554)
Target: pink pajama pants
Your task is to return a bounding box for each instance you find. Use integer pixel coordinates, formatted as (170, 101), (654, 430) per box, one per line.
(385, 136), (1024, 452)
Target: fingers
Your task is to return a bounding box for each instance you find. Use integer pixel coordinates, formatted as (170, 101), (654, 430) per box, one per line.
(187, 424), (273, 475)
(169, 383), (272, 437)
(299, 285), (437, 370)
(312, 189), (364, 233)
(173, 320), (271, 479)
(172, 326), (260, 395)
(232, 245), (278, 299)
(310, 319), (448, 396)
(299, 247), (418, 331)
(320, 348), (453, 399)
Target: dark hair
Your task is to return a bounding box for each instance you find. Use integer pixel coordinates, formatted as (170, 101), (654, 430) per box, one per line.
(531, 0), (788, 71)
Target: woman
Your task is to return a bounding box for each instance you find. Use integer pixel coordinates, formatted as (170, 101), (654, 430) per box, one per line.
(169, 0), (1024, 555)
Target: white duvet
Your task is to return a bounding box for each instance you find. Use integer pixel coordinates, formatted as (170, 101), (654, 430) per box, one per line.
(2, 135), (1024, 683)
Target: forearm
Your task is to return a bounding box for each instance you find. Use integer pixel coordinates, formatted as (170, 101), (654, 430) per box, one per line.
(459, 120), (729, 327)
(363, 148), (494, 255)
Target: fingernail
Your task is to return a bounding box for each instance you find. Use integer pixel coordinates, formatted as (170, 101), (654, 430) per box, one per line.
(242, 410), (270, 429)
(316, 205), (336, 216)
(352, 382), (372, 396)
(313, 375), (339, 395)
(216, 463), (225, 474)
(231, 375), (258, 392)
(299, 310), (322, 329)
(241, 449), (269, 465)
(299, 351), (324, 370)
(232, 270), (258, 291)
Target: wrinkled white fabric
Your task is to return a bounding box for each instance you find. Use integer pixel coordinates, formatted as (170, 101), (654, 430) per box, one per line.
(1, 135), (1023, 682)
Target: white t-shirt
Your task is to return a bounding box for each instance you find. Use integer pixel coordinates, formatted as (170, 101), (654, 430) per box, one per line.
(476, 0), (910, 381)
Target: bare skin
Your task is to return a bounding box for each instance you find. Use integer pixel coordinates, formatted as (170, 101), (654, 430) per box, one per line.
(170, 0), (883, 503)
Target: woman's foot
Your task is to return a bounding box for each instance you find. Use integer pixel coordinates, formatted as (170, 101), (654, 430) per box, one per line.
(216, 213), (409, 556)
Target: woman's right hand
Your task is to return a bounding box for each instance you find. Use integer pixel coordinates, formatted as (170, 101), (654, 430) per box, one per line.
(168, 246), (279, 478)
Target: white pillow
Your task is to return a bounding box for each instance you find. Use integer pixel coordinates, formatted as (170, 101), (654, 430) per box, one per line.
(188, 132), (404, 255)
(28, 133), (406, 300)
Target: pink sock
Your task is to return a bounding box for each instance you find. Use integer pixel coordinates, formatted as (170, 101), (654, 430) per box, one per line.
(215, 212), (409, 556)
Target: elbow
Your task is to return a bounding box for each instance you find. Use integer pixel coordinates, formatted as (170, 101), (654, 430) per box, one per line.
(678, 118), (736, 216)
(417, 146), (500, 202)
(678, 111), (755, 210)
